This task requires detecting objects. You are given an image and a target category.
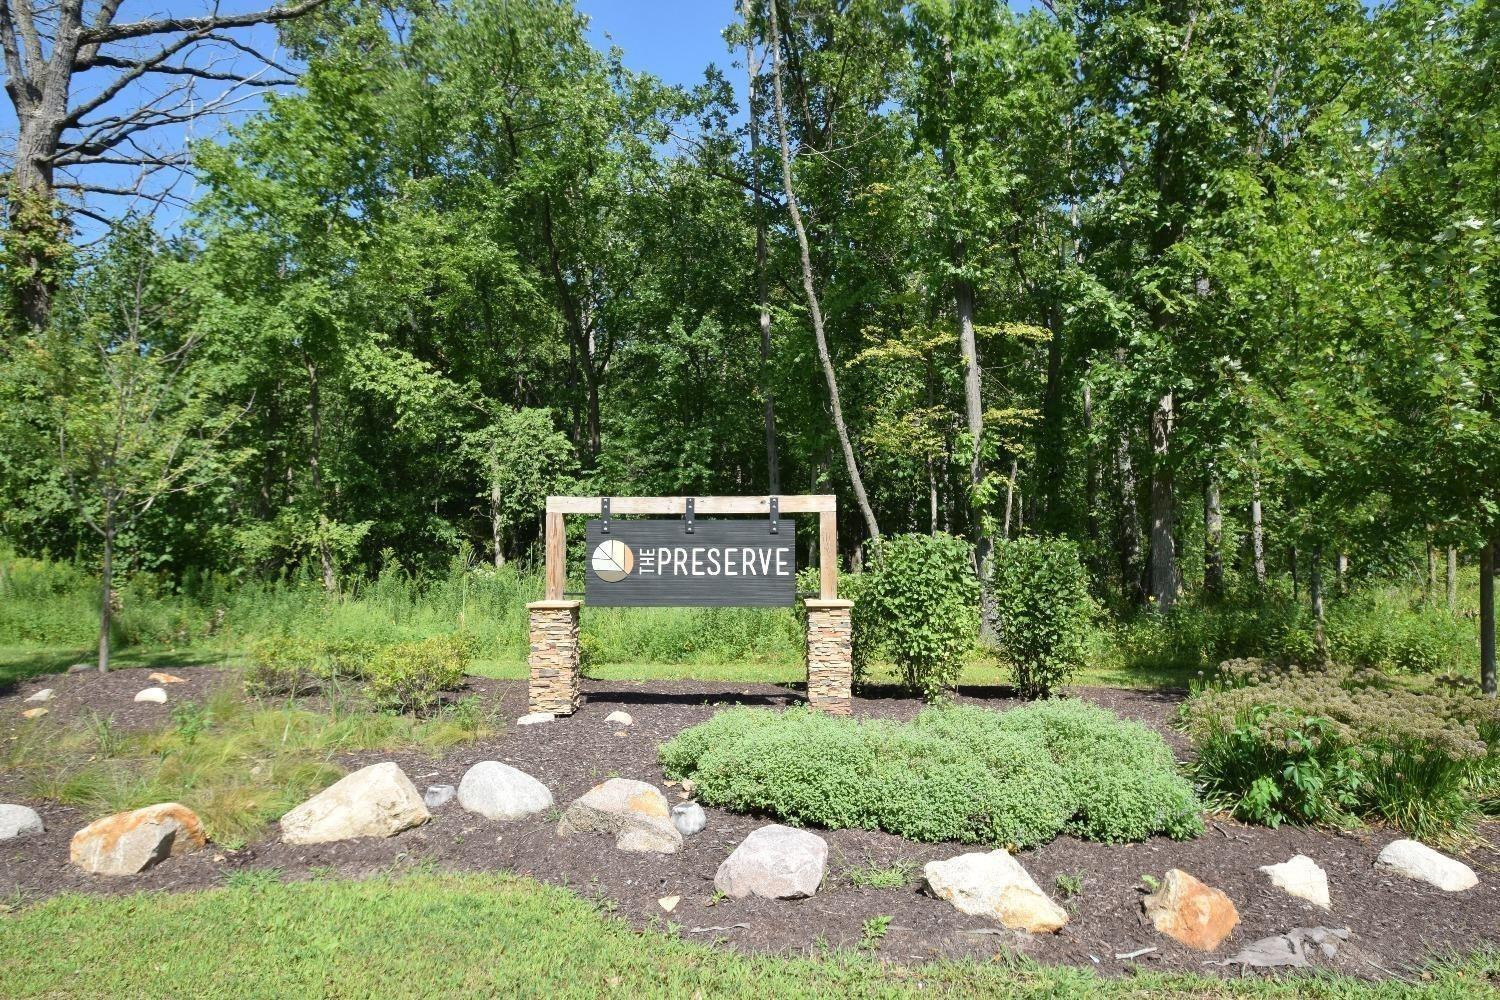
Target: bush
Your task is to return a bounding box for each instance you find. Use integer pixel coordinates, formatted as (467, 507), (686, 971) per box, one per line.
(992, 537), (1093, 697)
(242, 636), (324, 696)
(859, 533), (979, 701)
(660, 701), (1202, 848)
(366, 635), (469, 714)
(1184, 658), (1500, 841)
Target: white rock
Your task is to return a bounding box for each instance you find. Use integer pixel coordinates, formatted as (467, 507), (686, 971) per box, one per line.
(0, 804), (44, 840)
(671, 801), (706, 837)
(24, 688), (54, 703)
(133, 687), (167, 704)
(715, 824), (827, 900)
(423, 785), (456, 810)
(517, 712), (555, 726)
(280, 762), (430, 844)
(1376, 839), (1478, 892)
(457, 762), (553, 820)
(1259, 854), (1331, 909)
(557, 778), (682, 854)
(604, 710), (633, 726)
(924, 850), (1069, 933)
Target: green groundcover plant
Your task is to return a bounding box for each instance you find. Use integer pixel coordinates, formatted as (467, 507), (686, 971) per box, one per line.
(1183, 658), (1500, 842)
(660, 701), (1203, 848)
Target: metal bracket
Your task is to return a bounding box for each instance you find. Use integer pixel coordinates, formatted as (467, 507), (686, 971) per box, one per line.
(601, 497), (611, 534)
(684, 497), (695, 534)
(769, 496), (779, 534)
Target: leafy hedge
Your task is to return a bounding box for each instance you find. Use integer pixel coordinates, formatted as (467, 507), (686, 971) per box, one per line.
(859, 533), (979, 701)
(992, 537), (1093, 697)
(1183, 658), (1500, 840)
(660, 701), (1202, 847)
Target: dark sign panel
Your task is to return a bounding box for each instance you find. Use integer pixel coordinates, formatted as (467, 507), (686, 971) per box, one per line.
(584, 519), (796, 607)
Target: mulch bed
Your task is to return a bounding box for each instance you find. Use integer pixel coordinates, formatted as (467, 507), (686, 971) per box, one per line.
(2, 667), (1497, 980)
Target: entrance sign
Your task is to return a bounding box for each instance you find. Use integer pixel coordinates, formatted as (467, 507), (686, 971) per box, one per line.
(584, 519), (796, 606)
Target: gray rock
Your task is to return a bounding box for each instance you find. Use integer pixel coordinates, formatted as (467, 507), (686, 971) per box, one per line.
(715, 824), (827, 900)
(604, 710), (633, 726)
(671, 801), (706, 837)
(516, 712), (555, 726)
(70, 803), (206, 875)
(456, 762), (552, 820)
(24, 688), (54, 703)
(0, 804), (44, 841)
(1214, 927), (1349, 969)
(1376, 839), (1478, 892)
(557, 778), (681, 854)
(423, 784), (456, 810)
(67, 663), (93, 674)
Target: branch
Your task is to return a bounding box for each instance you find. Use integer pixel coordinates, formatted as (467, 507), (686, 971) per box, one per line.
(80, 0), (330, 46)
(64, 32), (203, 128)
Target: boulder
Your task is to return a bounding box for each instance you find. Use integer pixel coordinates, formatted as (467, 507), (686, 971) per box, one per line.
(714, 824), (827, 900)
(67, 663), (93, 674)
(1376, 839), (1478, 892)
(423, 785), (456, 810)
(148, 672), (187, 684)
(1259, 854), (1330, 909)
(604, 710), (634, 726)
(1143, 869), (1240, 951)
(280, 762), (429, 844)
(0, 804), (44, 841)
(924, 850), (1069, 933)
(21, 707), (47, 719)
(457, 762), (553, 820)
(517, 712), (555, 726)
(24, 688), (54, 703)
(134, 687), (167, 704)
(557, 778), (681, 854)
(70, 803), (205, 875)
(671, 801), (706, 837)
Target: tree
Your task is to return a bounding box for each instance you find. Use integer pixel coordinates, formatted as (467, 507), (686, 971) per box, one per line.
(464, 407), (576, 567)
(23, 221), (242, 670)
(0, 0), (329, 333)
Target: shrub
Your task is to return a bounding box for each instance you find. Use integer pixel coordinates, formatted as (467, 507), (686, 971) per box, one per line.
(366, 635), (469, 714)
(243, 636), (324, 696)
(660, 701), (1202, 848)
(992, 537), (1093, 697)
(859, 533), (979, 701)
(1183, 658), (1500, 841)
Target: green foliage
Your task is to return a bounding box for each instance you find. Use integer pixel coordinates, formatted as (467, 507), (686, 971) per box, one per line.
(660, 701), (1201, 848)
(1184, 659), (1500, 842)
(858, 534), (979, 701)
(992, 537), (1093, 697)
(463, 408), (577, 564)
(843, 859), (916, 890)
(366, 635), (470, 714)
(242, 636), (325, 697)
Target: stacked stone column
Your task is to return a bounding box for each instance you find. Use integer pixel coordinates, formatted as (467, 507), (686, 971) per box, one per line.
(526, 600), (581, 715)
(804, 598), (854, 715)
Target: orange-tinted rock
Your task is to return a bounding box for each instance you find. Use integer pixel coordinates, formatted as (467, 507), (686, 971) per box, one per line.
(1143, 868), (1240, 951)
(70, 803), (206, 876)
(148, 672), (187, 684)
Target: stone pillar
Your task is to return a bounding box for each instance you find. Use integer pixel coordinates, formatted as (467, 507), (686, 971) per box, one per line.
(527, 600), (581, 716)
(804, 598), (854, 715)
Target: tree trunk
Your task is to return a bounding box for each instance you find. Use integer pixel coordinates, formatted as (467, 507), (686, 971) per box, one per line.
(1039, 311), (1065, 528)
(1290, 545), (1299, 601)
(1203, 467), (1222, 599)
(1479, 538), (1495, 696)
(1003, 459), (1019, 540)
(1148, 392), (1179, 609)
(305, 357), (337, 593)
(1447, 546), (1458, 611)
(1251, 460), (1266, 587)
(1115, 416), (1144, 604)
(1425, 536), (1436, 602)
(1083, 379), (1099, 551)
(1310, 545), (1326, 660)
(489, 445), (506, 568)
(743, 0), (780, 493)
(928, 456), (938, 535)
(767, 1), (879, 543)
(1336, 553), (1348, 596)
(96, 505), (115, 673)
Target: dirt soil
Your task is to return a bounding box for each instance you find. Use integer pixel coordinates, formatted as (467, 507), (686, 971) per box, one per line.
(2, 667), (1497, 981)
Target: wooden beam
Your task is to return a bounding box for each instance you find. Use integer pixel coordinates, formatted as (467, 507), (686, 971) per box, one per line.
(544, 511), (566, 600)
(819, 509), (837, 599)
(547, 495), (835, 515)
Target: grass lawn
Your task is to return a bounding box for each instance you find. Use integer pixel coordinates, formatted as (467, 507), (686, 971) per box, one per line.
(1, 872), (1492, 999)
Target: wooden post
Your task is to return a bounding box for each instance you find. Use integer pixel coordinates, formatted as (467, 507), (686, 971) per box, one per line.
(545, 511), (566, 600)
(819, 509), (837, 599)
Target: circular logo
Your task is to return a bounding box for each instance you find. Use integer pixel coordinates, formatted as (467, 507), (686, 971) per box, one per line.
(590, 539), (635, 583)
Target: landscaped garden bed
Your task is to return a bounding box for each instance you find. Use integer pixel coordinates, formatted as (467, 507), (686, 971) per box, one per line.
(2, 666), (1495, 982)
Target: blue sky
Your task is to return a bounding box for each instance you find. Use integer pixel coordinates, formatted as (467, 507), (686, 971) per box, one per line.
(0, 1), (743, 235)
